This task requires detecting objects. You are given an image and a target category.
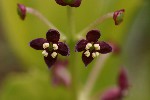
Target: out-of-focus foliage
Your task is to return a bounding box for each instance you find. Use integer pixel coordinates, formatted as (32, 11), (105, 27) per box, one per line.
(0, 0), (150, 100)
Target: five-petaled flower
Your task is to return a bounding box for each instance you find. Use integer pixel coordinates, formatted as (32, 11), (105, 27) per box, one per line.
(55, 0), (82, 7)
(30, 29), (70, 68)
(75, 30), (112, 66)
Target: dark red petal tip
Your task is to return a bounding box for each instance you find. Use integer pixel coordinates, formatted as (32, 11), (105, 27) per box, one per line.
(75, 39), (88, 52)
(17, 3), (26, 20)
(69, 0), (82, 7)
(82, 52), (94, 66)
(58, 42), (70, 56)
(101, 87), (122, 100)
(44, 54), (57, 68)
(113, 9), (125, 25)
(46, 29), (60, 43)
(86, 30), (101, 42)
(55, 0), (67, 6)
(118, 67), (129, 91)
(97, 41), (112, 54)
(55, 0), (82, 7)
(29, 38), (47, 50)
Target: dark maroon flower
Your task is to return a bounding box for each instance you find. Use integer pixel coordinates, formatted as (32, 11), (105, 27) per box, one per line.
(100, 67), (130, 100)
(55, 0), (82, 7)
(17, 3), (26, 20)
(51, 60), (71, 87)
(30, 29), (70, 68)
(75, 30), (112, 66)
(118, 67), (129, 93)
(101, 87), (122, 100)
(113, 9), (125, 25)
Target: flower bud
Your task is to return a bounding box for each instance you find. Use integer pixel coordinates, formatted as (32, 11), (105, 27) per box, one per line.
(17, 3), (26, 20)
(51, 60), (71, 87)
(101, 87), (122, 100)
(113, 9), (125, 25)
(118, 67), (129, 92)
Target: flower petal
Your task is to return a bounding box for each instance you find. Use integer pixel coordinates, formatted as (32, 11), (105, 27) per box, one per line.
(29, 38), (47, 50)
(75, 39), (88, 52)
(96, 41), (112, 54)
(118, 67), (129, 91)
(55, 0), (67, 6)
(82, 51), (94, 66)
(69, 0), (82, 7)
(46, 29), (60, 43)
(58, 42), (70, 56)
(86, 30), (101, 42)
(101, 87), (122, 100)
(44, 54), (57, 68)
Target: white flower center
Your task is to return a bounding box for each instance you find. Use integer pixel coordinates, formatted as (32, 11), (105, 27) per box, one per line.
(94, 44), (100, 50)
(53, 44), (58, 50)
(84, 50), (90, 57)
(85, 43), (92, 50)
(51, 52), (57, 58)
(43, 43), (49, 49)
(92, 52), (100, 58)
(42, 50), (48, 57)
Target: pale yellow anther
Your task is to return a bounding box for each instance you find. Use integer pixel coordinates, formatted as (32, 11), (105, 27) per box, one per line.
(43, 43), (49, 49)
(42, 50), (48, 57)
(53, 44), (58, 50)
(92, 53), (96, 58)
(85, 43), (92, 50)
(94, 44), (100, 50)
(95, 52), (100, 56)
(51, 52), (57, 58)
(84, 50), (90, 57)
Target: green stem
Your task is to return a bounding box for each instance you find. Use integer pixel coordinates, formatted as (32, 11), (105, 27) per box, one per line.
(26, 7), (66, 41)
(67, 6), (78, 100)
(77, 12), (113, 39)
(67, 6), (75, 40)
(79, 54), (111, 100)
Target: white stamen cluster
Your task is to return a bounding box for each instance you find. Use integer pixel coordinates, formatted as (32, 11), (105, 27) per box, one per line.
(84, 43), (101, 58)
(92, 52), (100, 58)
(42, 43), (59, 58)
(53, 44), (58, 50)
(94, 44), (100, 50)
(85, 43), (92, 50)
(51, 52), (57, 58)
(84, 50), (90, 57)
(42, 50), (48, 57)
(43, 43), (49, 49)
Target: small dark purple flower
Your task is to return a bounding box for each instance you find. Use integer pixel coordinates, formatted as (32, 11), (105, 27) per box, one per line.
(51, 59), (71, 87)
(113, 9), (125, 25)
(118, 67), (129, 94)
(55, 0), (82, 7)
(100, 67), (130, 100)
(75, 30), (112, 66)
(101, 87), (122, 100)
(17, 3), (26, 20)
(30, 29), (70, 68)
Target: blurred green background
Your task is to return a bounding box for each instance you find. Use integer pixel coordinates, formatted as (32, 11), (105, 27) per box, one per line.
(0, 0), (150, 100)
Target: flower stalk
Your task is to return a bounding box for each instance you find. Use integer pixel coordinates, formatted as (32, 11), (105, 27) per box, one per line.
(67, 6), (76, 40)
(26, 7), (67, 41)
(80, 54), (111, 100)
(77, 12), (113, 39)
(67, 6), (78, 100)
